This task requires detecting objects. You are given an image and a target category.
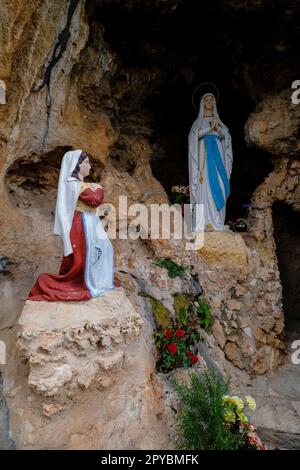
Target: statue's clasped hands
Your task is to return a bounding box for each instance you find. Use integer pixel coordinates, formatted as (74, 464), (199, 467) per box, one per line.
(210, 120), (220, 132)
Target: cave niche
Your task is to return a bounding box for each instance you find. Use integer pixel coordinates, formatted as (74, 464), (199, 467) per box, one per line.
(273, 201), (300, 340)
(5, 146), (105, 214)
(85, 0), (276, 222)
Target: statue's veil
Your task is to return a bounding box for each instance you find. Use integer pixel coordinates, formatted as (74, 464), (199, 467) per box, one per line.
(188, 93), (228, 140)
(188, 93), (233, 225)
(54, 149), (82, 256)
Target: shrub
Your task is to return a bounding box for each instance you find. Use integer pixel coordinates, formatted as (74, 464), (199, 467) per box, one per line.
(173, 370), (244, 450)
(173, 370), (266, 450)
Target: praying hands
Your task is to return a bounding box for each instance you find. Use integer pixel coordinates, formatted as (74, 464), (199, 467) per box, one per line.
(210, 120), (220, 132)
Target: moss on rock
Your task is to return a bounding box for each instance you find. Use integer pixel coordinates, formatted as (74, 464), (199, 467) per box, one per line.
(173, 293), (193, 321)
(138, 291), (172, 328)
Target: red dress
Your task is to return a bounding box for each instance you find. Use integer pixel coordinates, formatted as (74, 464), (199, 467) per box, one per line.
(28, 186), (115, 301)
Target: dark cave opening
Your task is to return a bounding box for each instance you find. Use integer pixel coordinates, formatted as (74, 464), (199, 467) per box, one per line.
(5, 147), (104, 211)
(86, 0), (292, 220)
(273, 201), (300, 336)
(145, 78), (273, 222)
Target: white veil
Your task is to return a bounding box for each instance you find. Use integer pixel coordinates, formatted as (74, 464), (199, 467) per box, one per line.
(54, 149), (83, 256)
(189, 92), (229, 135)
(188, 93), (233, 207)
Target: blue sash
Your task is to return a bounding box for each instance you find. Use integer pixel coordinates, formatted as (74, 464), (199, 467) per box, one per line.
(199, 134), (230, 210)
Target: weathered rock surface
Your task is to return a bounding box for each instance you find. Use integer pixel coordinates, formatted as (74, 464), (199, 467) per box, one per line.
(0, 0), (293, 380)
(198, 231), (248, 273)
(17, 288), (143, 401)
(4, 287), (175, 449)
(245, 89), (300, 158)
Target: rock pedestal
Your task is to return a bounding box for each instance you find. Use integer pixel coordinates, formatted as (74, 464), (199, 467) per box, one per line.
(197, 231), (248, 274)
(17, 287), (143, 401)
(4, 288), (174, 449)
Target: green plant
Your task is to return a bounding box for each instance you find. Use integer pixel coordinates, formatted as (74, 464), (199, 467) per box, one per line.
(171, 185), (190, 205)
(154, 327), (199, 372)
(149, 297), (172, 328)
(153, 306), (202, 372)
(173, 192), (187, 204)
(173, 370), (244, 450)
(173, 293), (193, 321)
(138, 291), (172, 328)
(178, 307), (188, 328)
(222, 394), (266, 450)
(152, 295), (213, 372)
(196, 298), (213, 329)
(173, 370), (266, 450)
(155, 257), (187, 279)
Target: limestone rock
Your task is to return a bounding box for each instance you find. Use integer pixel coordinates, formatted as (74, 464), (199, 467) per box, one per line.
(224, 341), (244, 370)
(4, 287), (177, 449)
(42, 403), (66, 418)
(197, 232), (248, 275)
(245, 88), (300, 158)
(212, 319), (226, 349)
(17, 287), (143, 401)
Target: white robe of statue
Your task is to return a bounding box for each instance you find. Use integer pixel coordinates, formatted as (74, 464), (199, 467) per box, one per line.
(188, 93), (233, 232)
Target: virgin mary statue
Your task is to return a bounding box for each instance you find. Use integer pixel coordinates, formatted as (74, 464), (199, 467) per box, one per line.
(28, 149), (116, 301)
(188, 93), (233, 232)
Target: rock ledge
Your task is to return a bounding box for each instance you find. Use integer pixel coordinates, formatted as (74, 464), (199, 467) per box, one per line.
(17, 287), (143, 402)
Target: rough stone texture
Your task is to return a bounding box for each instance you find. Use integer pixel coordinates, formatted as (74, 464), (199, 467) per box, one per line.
(0, 0), (291, 383)
(187, 227), (285, 375)
(0, 0), (168, 329)
(16, 288), (143, 401)
(198, 231), (248, 273)
(0, 0), (95, 326)
(245, 89), (300, 158)
(114, 215), (286, 376)
(4, 287), (176, 449)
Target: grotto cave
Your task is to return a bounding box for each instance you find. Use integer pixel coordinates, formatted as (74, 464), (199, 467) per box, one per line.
(0, 0), (300, 452)
(87, 0), (276, 222)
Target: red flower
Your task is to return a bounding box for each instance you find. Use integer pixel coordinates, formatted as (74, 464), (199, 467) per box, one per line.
(167, 343), (177, 355)
(189, 354), (198, 364)
(175, 329), (185, 338)
(164, 329), (173, 339)
(186, 351), (192, 357)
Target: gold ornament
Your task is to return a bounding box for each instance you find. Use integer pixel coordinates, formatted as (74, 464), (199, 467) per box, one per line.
(192, 82), (220, 110)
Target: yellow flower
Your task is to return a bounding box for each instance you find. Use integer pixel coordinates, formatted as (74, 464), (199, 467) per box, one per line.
(237, 411), (249, 424)
(222, 395), (231, 403)
(245, 395), (256, 411)
(224, 409), (236, 424)
(231, 395), (244, 411)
